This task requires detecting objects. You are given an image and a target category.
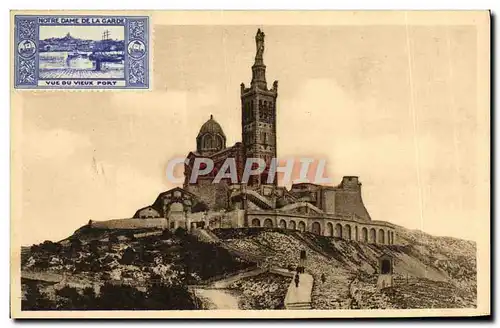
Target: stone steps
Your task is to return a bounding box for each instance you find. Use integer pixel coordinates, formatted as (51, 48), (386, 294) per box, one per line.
(286, 302), (312, 310)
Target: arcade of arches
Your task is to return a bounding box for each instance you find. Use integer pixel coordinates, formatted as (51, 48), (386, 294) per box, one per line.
(248, 216), (396, 245)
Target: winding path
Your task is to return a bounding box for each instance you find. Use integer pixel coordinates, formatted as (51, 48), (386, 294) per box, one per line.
(284, 273), (314, 309)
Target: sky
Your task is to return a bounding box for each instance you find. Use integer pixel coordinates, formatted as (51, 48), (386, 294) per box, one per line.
(16, 24), (488, 245)
(39, 25), (124, 41)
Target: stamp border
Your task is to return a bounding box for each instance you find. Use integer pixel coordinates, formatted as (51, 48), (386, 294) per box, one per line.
(14, 15), (150, 90)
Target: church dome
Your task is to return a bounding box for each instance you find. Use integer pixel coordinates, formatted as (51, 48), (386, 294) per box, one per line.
(197, 115), (226, 138)
(196, 115), (226, 155)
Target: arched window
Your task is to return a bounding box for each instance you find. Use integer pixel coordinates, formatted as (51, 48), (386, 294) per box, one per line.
(355, 226), (359, 241)
(264, 218), (273, 228)
(378, 229), (385, 244)
(216, 135), (223, 148)
(289, 220), (296, 230)
(251, 218), (261, 227)
(344, 225), (352, 240)
(370, 228), (377, 243)
(325, 222), (333, 237)
(334, 223), (343, 238)
(298, 221), (306, 232)
(202, 134), (211, 149)
(361, 227), (368, 242)
(279, 219), (286, 229)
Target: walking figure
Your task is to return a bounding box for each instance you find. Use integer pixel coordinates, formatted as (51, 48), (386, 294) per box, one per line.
(321, 273), (326, 284)
(294, 274), (300, 288)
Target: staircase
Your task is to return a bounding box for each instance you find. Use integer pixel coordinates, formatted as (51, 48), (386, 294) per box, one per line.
(284, 273), (314, 310)
(291, 231), (331, 260)
(285, 301), (312, 310)
(230, 189), (274, 209)
(192, 228), (220, 244)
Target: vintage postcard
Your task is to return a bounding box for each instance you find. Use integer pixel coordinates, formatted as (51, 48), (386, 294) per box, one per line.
(10, 10), (490, 319)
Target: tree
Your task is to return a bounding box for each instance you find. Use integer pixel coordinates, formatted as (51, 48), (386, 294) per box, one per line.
(69, 238), (82, 254)
(174, 227), (187, 237)
(161, 229), (172, 240)
(145, 283), (196, 310)
(120, 247), (137, 265)
(97, 282), (146, 310)
(40, 240), (61, 254)
(22, 280), (55, 310)
(108, 235), (119, 252)
(54, 286), (99, 310)
(89, 240), (100, 255)
(30, 244), (40, 253)
(56, 286), (82, 309)
(126, 231), (136, 241)
(80, 287), (98, 310)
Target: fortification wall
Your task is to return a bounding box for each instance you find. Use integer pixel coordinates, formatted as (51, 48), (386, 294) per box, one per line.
(321, 188), (336, 213)
(186, 182), (229, 210)
(89, 218), (169, 230)
(334, 189), (371, 221)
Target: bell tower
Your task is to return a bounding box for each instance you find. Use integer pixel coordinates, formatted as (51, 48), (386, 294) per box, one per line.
(240, 29), (278, 186)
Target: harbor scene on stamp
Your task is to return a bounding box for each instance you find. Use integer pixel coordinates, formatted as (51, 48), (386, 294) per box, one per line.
(38, 26), (125, 79)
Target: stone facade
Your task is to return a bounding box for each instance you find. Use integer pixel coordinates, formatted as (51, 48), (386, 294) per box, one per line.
(118, 29), (398, 245)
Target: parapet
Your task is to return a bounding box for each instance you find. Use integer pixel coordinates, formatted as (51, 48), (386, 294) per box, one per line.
(340, 176), (361, 190)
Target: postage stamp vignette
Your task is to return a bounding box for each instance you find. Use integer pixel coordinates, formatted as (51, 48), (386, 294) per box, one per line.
(14, 15), (150, 90)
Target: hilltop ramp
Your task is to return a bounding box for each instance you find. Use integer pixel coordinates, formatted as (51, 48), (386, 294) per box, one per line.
(284, 273), (314, 310)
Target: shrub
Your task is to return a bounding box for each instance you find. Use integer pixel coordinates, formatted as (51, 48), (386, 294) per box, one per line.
(126, 231), (136, 241)
(55, 286), (91, 310)
(89, 240), (100, 255)
(69, 238), (83, 253)
(120, 247), (137, 265)
(145, 283), (196, 310)
(22, 280), (55, 310)
(97, 283), (147, 310)
(161, 229), (172, 239)
(39, 240), (62, 254)
(52, 283), (197, 310)
(174, 227), (187, 237)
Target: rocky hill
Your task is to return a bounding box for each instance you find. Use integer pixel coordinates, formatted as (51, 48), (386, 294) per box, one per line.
(211, 226), (476, 309)
(20, 224), (476, 310)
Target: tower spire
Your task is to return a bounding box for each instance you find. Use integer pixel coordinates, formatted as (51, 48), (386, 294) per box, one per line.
(254, 29), (265, 65)
(251, 29), (267, 89)
(241, 29), (278, 186)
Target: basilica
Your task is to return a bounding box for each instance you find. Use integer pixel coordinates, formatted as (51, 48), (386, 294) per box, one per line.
(93, 29), (397, 245)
